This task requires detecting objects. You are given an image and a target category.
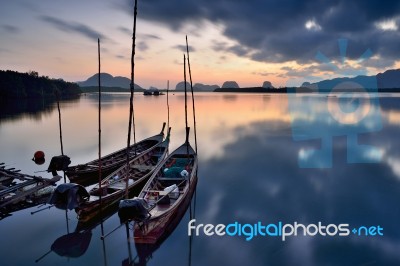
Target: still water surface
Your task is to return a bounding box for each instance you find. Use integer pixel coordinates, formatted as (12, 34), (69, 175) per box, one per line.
(1, 92), (400, 265)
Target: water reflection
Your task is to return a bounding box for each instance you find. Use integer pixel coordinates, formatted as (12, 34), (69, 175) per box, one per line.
(1, 93), (400, 265)
(0, 95), (80, 123)
(36, 204), (117, 264)
(193, 117), (400, 265)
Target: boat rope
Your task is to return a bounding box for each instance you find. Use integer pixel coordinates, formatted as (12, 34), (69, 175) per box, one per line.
(126, 0), (138, 199)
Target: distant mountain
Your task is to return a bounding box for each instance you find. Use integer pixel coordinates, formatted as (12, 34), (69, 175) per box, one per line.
(302, 69), (400, 90)
(175, 81), (191, 91)
(377, 69), (400, 88)
(262, 81), (274, 88)
(77, 73), (143, 90)
(222, 81), (239, 88)
(174, 82), (220, 91)
(193, 83), (220, 91)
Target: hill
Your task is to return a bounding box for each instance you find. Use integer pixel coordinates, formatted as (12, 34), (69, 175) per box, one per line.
(78, 73), (143, 90)
(302, 69), (400, 90)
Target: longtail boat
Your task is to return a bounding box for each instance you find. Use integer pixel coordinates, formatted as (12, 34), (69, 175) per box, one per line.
(118, 128), (198, 244)
(65, 123), (166, 185)
(49, 128), (171, 223)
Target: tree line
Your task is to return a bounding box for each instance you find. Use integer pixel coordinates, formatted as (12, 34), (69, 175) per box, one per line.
(0, 70), (81, 99)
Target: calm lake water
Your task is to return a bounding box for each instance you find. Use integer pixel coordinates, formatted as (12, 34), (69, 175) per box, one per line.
(1, 92), (400, 266)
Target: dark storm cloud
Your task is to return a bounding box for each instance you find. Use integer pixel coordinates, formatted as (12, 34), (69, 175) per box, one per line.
(121, 0), (400, 64)
(40, 16), (108, 41)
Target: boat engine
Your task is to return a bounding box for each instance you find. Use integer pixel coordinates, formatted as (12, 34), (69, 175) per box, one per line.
(48, 183), (89, 210)
(118, 198), (150, 224)
(47, 155), (71, 176)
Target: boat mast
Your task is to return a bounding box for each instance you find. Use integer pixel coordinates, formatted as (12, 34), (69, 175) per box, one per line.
(185, 36), (198, 154)
(167, 80), (170, 131)
(184, 54), (189, 144)
(126, 0), (138, 198)
(98, 38), (102, 192)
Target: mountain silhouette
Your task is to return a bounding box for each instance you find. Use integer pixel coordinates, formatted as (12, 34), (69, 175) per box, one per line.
(302, 69), (400, 90)
(77, 73), (143, 90)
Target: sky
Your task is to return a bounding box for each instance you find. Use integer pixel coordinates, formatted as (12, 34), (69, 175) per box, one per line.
(1, 0), (400, 89)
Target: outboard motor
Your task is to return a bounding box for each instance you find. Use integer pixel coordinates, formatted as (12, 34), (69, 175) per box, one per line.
(47, 155), (71, 176)
(118, 198), (150, 224)
(48, 183), (89, 210)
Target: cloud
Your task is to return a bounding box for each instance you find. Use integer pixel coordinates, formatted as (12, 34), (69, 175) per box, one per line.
(120, 0), (400, 65)
(117, 26), (131, 35)
(172, 44), (196, 52)
(1, 25), (20, 34)
(40, 16), (108, 41)
(139, 33), (162, 40)
(252, 71), (278, 77)
(137, 41), (149, 51)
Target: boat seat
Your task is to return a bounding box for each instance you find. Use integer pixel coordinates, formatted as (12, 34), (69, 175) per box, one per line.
(131, 165), (154, 171)
(157, 177), (185, 181)
(157, 177), (187, 188)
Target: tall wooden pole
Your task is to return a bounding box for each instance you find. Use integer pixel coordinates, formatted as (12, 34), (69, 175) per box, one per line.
(98, 38), (102, 191)
(57, 99), (64, 157)
(186, 36), (198, 154)
(126, 0), (138, 198)
(167, 80), (170, 131)
(56, 92), (65, 183)
(184, 54), (188, 141)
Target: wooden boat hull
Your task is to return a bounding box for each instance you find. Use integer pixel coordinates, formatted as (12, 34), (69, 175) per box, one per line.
(75, 131), (171, 223)
(66, 123), (166, 185)
(134, 175), (197, 244)
(125, 139), (198, 244)
(76, 176), (148, 223)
